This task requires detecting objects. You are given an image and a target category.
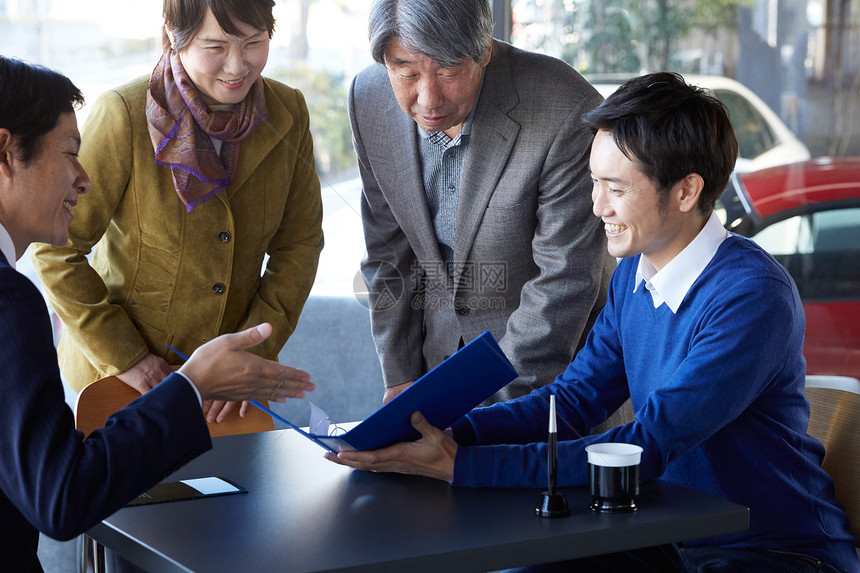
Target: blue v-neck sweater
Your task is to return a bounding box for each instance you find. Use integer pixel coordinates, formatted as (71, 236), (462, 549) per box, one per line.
(452, 235), (859, 571)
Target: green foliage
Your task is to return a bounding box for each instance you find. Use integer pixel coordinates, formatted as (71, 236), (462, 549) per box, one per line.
(268, 64), (356, 179)
(580, 6), (641, 73)
(690, 0), (752, 28)
(549, 0), (746, 74)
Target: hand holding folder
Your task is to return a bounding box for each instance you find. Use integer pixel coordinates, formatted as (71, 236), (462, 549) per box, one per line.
(260, 330), (518, 453)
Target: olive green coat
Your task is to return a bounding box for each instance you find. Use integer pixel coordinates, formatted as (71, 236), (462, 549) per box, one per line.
(31, 76), (323, 391)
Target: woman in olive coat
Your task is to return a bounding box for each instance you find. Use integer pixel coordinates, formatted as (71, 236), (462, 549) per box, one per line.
(32, 0), (323, 422)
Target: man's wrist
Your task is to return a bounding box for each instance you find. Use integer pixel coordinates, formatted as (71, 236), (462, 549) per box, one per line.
(174, 371), (203, 406)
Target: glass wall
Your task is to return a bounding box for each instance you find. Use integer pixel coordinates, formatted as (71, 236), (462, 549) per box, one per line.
(0, 0), (373, 297)
(1, 0), (858, 299)
(510, 0), (860, 158)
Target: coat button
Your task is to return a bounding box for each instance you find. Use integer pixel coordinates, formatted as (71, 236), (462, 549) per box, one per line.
(457, 306), (470, 316)
(212, 283), (226, 295)
(217, 230), (232, 243)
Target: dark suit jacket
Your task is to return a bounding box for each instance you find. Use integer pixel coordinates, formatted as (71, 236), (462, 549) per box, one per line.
(0, 251), (210, 572)
(351, 40), (616, 401)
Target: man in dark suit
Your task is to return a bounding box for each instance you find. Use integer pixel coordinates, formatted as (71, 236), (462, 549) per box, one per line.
(0, 56), (315, 573)
(352, 0), (616, 405)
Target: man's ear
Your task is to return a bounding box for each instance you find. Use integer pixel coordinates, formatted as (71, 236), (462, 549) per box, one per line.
(481, 43), (492, 68)
(0, 129), (15, 179)
(676, 173), (704, 213)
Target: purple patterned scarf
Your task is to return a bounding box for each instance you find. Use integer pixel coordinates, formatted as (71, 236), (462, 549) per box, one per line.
(145, 50), (267, 211)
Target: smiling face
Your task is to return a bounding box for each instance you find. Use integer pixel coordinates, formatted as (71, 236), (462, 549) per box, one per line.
(384, 39), (490, 139)
(0, 112), (90, 258)
(590, 129), (705, 271)
(173, 8), (270, 106)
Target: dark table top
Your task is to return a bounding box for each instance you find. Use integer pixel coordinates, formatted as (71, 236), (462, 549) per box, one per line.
(90, 428), (748, 572)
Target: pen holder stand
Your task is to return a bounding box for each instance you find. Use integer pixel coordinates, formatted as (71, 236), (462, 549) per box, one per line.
(535, 491), (569, 518)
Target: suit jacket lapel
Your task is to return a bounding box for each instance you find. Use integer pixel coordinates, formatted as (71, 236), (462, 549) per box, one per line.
(453, 41), (520, 281)
(378, 99), (446, 268)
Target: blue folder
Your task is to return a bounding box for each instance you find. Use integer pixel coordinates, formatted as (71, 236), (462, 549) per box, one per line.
(256, 330), (518, 453)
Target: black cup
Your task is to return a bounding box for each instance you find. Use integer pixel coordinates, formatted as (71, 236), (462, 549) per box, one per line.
(585, 443), (643, 513)
(588, 463), (640, 512)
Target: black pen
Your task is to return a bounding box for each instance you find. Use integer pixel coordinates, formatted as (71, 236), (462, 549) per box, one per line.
(536, 393), (568, 517)
(548, 393), (558, 495)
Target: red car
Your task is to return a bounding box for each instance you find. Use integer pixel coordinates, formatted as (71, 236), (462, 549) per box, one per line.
(718, 157), (860, 380)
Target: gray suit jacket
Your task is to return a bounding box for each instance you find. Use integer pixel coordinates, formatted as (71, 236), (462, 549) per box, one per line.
(350, 40), (615, 403)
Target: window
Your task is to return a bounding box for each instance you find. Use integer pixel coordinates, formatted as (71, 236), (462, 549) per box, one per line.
(752, 208), (860, 301)
(715, 89), (777, 160)
(0, 0), (373, 299)
(509, 0), (860, 164)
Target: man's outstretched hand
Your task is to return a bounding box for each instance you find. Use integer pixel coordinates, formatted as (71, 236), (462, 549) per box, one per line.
(179, 323), (314, 403)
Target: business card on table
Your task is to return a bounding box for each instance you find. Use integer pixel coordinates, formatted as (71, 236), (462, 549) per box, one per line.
(128, 476), (247, 506)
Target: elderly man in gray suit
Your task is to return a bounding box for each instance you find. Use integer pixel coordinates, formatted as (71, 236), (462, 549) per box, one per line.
(352, 0), (615, 405)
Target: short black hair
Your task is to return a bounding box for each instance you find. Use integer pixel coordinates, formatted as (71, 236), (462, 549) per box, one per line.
(0, 56), (84, 163)
(582, 72), (738, 214)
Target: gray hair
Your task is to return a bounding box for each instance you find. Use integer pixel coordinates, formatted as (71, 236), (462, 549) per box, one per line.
(369, 0), (494, 68)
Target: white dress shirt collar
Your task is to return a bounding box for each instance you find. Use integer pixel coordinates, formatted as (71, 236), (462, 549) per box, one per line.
(633, 211), (729, 313)
(0, 222), (16, 269)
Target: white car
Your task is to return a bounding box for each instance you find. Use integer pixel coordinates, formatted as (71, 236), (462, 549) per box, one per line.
(585, 73), (811, 173)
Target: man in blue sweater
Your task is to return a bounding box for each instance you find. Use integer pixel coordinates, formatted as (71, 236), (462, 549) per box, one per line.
(328, 72), (860, 572)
